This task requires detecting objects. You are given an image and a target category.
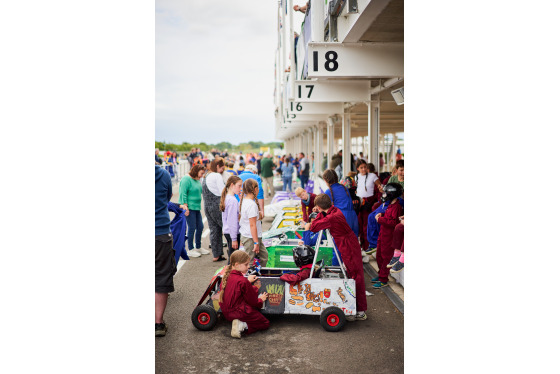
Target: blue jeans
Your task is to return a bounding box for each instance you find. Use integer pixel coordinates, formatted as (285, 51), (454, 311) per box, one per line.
(185, 210), (203, 250)
(300, 174), (309, 188)
(282, 177), (292, 192)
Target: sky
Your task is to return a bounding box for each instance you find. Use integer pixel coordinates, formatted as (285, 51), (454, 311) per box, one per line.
(155, 0), (305, 145)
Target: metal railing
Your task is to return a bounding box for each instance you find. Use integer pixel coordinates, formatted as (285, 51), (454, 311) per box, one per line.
(158, 160), (191, 184)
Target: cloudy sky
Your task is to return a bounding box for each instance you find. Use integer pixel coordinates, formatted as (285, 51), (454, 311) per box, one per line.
(155, 0), (305, 145)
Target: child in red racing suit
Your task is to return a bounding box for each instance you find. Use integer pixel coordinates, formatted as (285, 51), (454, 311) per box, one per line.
(306, 194), (368, 321)
(373, 183), (404, 289)
(218, 250), (269, 338)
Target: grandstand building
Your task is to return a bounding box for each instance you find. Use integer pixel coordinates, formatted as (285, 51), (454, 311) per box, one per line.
(274, 0), (404, 176)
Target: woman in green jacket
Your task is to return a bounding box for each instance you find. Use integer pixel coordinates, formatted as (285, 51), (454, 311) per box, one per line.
(179, 164), (210, 258)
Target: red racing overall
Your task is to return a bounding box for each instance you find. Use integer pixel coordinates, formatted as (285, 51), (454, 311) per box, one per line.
(310, 206), (367, 312)
(376, 203), (403, 283)
(219, 270), (270, 334)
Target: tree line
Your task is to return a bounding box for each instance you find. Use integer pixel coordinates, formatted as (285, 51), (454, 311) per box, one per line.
(155, 140), (284, 153)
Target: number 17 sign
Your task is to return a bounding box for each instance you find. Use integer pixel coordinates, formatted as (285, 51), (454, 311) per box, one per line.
(293, 80), (370, 103)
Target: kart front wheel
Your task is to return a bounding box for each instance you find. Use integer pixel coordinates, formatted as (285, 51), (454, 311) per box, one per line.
(192, 305), (218, 331)
(320, 307), (346, 332)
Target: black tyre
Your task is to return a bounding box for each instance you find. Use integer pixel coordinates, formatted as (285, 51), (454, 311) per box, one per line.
(320, 307), (346, 332)
(191, 305), (218, 331)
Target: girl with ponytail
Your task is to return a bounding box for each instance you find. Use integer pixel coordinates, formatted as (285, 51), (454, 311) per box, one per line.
(238, 179), (269, 266)
(221, 176), (243, 263)
(219, 250), (269, 338)
(355, 159), (383, 255)
(322, 169), (359, 237)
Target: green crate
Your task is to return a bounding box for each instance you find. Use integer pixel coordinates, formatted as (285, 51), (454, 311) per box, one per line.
(283, 230), (306, 239)
(265, 245), (334, 269)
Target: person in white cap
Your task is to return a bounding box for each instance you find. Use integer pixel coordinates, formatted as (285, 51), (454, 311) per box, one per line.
(238, 164), (264, 218)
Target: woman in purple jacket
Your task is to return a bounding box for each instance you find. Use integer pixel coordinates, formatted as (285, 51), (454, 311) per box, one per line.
(220, 175), (243, 264)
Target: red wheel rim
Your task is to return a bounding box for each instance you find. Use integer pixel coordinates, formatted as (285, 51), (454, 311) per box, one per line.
(327, 314), (339, 327)
(198, 312), (211, 325)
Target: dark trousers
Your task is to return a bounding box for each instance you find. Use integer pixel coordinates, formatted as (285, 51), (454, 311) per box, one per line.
(347, 267), (368, 312)
(185, 210), (203, 250)
(224, 233), (241, 264)
(392, 223), (404, 252)
(358, 209), (370, 251)
(376, 230), (395, 283)
(205, 205), (224, 258)
(358, 197), (376, 251)
(300, 174), (309, 188)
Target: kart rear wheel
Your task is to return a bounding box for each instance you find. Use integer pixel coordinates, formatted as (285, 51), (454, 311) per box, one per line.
(320, 307), (346, 332)
(192, 305), (218, 331)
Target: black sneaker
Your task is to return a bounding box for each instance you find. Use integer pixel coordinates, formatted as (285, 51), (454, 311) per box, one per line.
(390, 261), (404, 273)
(155, 322), (167, 337)
(387, 256), (400, 268)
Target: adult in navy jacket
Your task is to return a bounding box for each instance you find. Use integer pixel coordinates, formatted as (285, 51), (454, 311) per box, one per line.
(155, 165), (176, 336)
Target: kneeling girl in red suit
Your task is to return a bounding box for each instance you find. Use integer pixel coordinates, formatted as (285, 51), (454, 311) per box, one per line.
(218, 250), (269, 338)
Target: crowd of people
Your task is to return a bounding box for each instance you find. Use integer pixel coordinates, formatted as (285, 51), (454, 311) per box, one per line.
(156, 147), (317, 194)
(295, 152), (405, 290)
(155, 146), (404, 338)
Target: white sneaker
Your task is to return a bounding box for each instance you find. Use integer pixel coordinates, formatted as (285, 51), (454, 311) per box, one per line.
(231, 319), (247, 338)
(361, 250), (367, 257)
(188, 249), (201, 258)
(197, 248), (211, 255)
(362, 255), (370, 263)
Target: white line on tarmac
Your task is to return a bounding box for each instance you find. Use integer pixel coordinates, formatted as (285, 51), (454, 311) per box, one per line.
(175, 259), (187, 275)
(202, 229), (210, 238)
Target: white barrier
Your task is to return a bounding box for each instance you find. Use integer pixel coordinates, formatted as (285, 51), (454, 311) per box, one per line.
(158, 160), (191, 184)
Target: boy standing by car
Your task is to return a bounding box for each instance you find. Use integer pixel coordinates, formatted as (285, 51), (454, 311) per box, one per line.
(306, 194), (368, 320)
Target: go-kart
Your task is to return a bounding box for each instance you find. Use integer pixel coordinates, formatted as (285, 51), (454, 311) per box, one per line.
(191, 229), (357, 332)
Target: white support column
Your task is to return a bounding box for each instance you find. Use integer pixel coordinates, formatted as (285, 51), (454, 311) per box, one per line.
(317, 123), (324, 174)
(310, 0), (324, 42)
(342, 110), (351, 178)
(280, 2), (286, 85)
(288, 0), (295, 97)
(307, 129), (313, 160)
(327, 117), (335, 169)
(290, 136), (294, 157)
(391, 133), (397, 168)
(368, 102), (380, 173)
(291, 137), (295, 155)
(379, 134), (384, 171)
(312, 125), (318, 177)
(391, 132), (397, 168)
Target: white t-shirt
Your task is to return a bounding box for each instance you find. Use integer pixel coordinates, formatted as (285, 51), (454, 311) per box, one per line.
(205, 172), (225, 196)
(239, 198), (262, 238)
(221, 171), (230, 185)
(356, 172), (378, 198)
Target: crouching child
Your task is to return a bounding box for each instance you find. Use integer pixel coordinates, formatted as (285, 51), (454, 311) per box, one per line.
(218, 250), (269, 338)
